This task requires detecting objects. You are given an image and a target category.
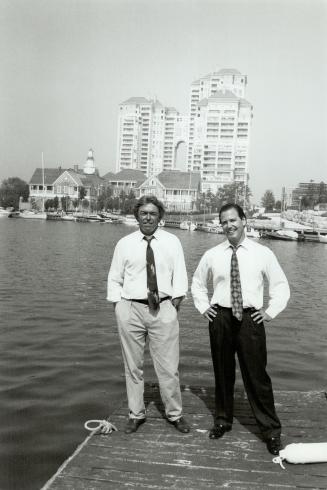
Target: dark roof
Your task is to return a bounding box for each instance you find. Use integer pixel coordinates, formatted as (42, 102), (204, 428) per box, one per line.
(67, 170), (105, 186)
(121, 97), (151, 105)
(157, 171), (201, 190)
(105, 169), (147, 185)
(29, 168), (67, 185)
(216, 68), (242, 75)
(102, 171), (116, 180)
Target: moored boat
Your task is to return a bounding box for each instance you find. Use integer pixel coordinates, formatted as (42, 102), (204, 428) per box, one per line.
(123, 215), (138, 226)
(263, 229), (298, 241)
(246, 226), (260, 239)
(19, 210), (47, 220)
(0, 207), (12, 217)
(180, 220), (197, 231)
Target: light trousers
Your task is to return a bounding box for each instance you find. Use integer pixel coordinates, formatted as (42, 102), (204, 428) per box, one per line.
(115, 298), (182, 421)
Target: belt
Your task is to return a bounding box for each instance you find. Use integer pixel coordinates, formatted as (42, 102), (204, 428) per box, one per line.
(131, 296), (171, 305)
(213, 304), (257, 313)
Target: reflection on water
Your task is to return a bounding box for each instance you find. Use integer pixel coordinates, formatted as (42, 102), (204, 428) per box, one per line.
(0, 220), (326, 489)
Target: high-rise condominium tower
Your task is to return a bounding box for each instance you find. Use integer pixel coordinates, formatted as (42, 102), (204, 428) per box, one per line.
(116, 97), (188, 176)
(188, 69), (252, 193)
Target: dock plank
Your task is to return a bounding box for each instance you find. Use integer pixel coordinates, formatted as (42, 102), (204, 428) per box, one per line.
(42, 387), (327, 490)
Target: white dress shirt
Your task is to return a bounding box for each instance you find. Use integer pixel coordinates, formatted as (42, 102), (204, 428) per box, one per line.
(191, 237), (290, 319)
(107, 228), (188, 302)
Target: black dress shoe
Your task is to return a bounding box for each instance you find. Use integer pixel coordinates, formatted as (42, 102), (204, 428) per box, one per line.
(124, 418), (146, 434)
(169, 416), (190, 433)
(209, 424), (231, 439)
(266, 436), (282, 455)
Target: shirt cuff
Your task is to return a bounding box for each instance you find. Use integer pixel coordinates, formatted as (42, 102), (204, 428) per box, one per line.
(265, 306), (280, 320)
(106, 292), (122, 303)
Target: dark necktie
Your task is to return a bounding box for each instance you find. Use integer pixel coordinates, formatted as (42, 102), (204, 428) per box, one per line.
(144, 236), (159, 312)
(230, 246), (243, 321)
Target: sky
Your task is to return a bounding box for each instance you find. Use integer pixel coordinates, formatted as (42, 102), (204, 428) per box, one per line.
(1, 0), (326, 202)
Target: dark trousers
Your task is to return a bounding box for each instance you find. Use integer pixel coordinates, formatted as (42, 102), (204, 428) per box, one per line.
(209, 306), (281, 439)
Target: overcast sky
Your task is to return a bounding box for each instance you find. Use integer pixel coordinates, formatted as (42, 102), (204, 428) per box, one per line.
(1, 0), (326, 202)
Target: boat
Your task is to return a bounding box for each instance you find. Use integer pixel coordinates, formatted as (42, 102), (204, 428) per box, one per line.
(180, 220), (197, 231)
(298, 229), (321, 242)
(0, 207), (12, 217)
(123, 215), (138, 226)
(85, 214), (105, 223)
(318, 232), (327, 243)
(61, 214), (77, 222)
(246, 226), (260, 239)
(263, 229), (298, 241)
(19, 210), (48, 220)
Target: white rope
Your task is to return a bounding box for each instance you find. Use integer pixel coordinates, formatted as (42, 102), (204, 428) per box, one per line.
(84, 419), (118, 435)
(272, 456), (285, 469)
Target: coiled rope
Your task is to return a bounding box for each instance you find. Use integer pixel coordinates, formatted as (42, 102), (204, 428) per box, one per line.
(84, 419), (118, 434)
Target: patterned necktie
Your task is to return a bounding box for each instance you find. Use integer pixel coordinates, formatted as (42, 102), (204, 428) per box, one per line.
(144, 236), (159, 312)
(230, 246), (243, 321)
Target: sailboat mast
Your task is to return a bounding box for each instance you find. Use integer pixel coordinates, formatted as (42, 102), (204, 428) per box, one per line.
(41, 152), (45, 212)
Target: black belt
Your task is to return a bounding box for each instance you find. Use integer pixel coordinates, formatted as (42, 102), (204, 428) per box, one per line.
(131, 296), (171, 305)
(213, 304), (257, 313)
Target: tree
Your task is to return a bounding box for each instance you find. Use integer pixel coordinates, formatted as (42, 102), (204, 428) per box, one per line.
(97, 186), (113, 211)
(53, 196), (59, 210)
(275, 200), (282, 212)
(261, 190), (275, 212)
(0, 177), (29, 209)
(79, 186), (87, 201)
(217, 183), (252, 211)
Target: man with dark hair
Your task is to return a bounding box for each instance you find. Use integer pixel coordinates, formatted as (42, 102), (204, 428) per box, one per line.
(107, 195), (190, 434)
(191, 203), (290, 455)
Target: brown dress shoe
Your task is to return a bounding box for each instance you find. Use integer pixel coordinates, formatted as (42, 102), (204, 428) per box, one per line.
(169, 416), (190, 433)
(124, 418), (146, 434)
(209, 424), (231, 439)
(266, 436), (282, 455)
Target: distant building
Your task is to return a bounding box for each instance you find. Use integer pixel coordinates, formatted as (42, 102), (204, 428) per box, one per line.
(291, 181), (327, 208)
(138, 170), (201, 212)
(28, 149), (105, 209)
(116, 97), (188, 176)
(102, 169), (146, 197)
(188, 69), (252, 193)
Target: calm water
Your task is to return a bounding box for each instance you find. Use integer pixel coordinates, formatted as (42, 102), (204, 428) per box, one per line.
(0, 219), (326, 490)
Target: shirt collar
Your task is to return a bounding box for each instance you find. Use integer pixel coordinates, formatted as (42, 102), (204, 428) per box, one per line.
(136, 228), (161, 241)
(223, 236), (251, 251)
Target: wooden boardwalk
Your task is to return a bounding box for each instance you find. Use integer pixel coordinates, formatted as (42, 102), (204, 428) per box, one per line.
(42, 385), (327, 490)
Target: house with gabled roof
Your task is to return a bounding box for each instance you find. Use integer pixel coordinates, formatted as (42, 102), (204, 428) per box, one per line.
(138, 170), (201, 212)
(29, 162), (106, 210)
(102, 169), (146, 197)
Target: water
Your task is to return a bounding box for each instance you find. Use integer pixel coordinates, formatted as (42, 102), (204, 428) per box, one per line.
(0, 219), (326, 490)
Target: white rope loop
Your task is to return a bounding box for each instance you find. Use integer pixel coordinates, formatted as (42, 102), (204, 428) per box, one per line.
(84, 419), (118, 434)
(272, 456), (285, 469)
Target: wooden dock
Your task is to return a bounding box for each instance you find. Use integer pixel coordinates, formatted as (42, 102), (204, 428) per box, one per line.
(42, 385), (327, 489)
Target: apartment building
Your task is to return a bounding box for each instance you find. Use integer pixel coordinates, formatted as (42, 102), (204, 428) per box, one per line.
(187, 69), (252, 193)
(116, 97), (187, 177)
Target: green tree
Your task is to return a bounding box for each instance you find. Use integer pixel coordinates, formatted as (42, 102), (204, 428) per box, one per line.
(53, 196), (59, 210)
(217, 182), (252, 211)
(0, 177), (29, 209)
(45, 199), (54, 211)
(79, 186), (87, 201)
(275, 200), (282, 212)
(61, 196), (71, 212)
(318, 182), (327, 204)
(97, 186), (113, 211)
(261, 190), (275, 212)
